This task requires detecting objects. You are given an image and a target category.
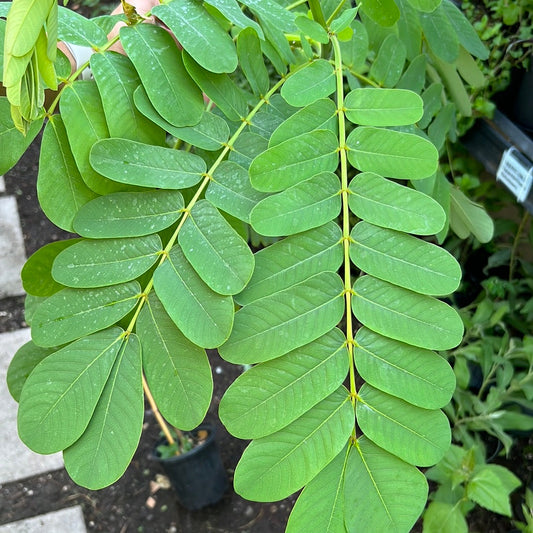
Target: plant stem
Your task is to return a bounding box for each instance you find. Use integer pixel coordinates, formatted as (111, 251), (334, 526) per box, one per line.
(509, 211), (530, 282)
(332, 35), (357, 405)
(142, 374), (175, 445)
(308, 0), (332, 58)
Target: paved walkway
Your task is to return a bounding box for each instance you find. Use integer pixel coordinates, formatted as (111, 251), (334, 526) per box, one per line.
(0, 174), (87, 532)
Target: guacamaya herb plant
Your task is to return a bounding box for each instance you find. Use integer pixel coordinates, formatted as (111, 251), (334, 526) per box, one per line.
(1, 0), (492, 529)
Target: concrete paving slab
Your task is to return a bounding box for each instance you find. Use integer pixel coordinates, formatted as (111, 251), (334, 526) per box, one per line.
(0, 196), (26, 298)
(0, 176), (5, 193)
(0, 506), (86, 532)
(0, 329), (64, 484)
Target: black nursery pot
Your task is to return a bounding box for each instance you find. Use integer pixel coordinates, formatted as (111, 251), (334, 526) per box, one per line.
(151, 424), (229, 510)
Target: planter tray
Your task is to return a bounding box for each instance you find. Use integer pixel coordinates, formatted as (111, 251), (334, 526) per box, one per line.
(462, 109), (533, 214)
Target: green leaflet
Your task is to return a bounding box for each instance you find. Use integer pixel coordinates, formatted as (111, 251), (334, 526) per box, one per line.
(237, 28), (269, 97)
(346, 127), (438, 180)
(405, 0), (441, 12)
(132, 86), (230, 151)
(249, 94), (297, 139)
(21, 239), (80, 297)
(37, 115), (97, 231)
(57, 6), (107, 47)
(423, 501), (469, 533)
(250, 129), (339, 192)
(433, 55), (472, 117)
(31, 282), (140, 348)
(137, 293), (213, 430)
(466, 465), (521, 516)
(269, 98), (337, 147)
(419, 5), (459, 63)
(352, 276), (464, 351)
(204, 0), (263, 38)
(90, 52), (164, 145)
(286, 446), (348, 533)
(0, 97), (42, 174)
(120, 25), (204, 128)
(330, 7), (359, 35)
(428, 102), (456, 150)
(51, 235), (162, 288)
(357, 384), (451, 466)
(183, 52), (249, 121)
(206, 161), (268, 222)
(152, 0), (238, 74)
(234, 387), (353, 501)
(63, 333), (144, 490)
(6, 341), (57, 402)
(4, 0), (54, 57)
(295, 15), (329, 44)
(345, 88), (423, 126)
(345, 437), (428, 532)
(339, 20), (368, 71)
(281, 60), (336, 107)
(350, 221), (461, 296)
(397, 54), (427, 93)
(419, 82), (444, 129)
(354, 328), (456, 409)
(153, 245), (234, 348)
(441, 0), (489, 60)
(240, 0), (295, 33)
(90, 139), (205, 189)
(178, 200), (255, 295)
(230, 132), (268, 169)
(236, 222), (343, 306)
(250, 172), (341, 236)
(369, 34), (406, 87)
(396, 0), (422, 61)
(220, 271), (345, 364)
(360, 0), (400, 26)
(450, 186), (494, 243)
(61, 81), (130, 195)
(456, 46), (486, 89)
(219, 329), (349, 439)
(73, 190), (184, 239)
(17, 328), (123, 454)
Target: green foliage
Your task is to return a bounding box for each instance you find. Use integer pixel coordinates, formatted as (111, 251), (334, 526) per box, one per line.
(1, 0), (501, 529)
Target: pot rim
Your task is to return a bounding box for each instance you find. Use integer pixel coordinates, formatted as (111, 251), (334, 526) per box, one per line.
(150, 423), (216, 464)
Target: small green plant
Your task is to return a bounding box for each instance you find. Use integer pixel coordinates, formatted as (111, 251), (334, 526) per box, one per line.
(514, 487), (533, 533)
(155, 428), (197, 459)
(423, 444), (522, 532)
(1, 0), (498, 529)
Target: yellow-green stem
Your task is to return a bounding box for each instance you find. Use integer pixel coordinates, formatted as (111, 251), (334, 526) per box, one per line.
(332, 35), (357, 404)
